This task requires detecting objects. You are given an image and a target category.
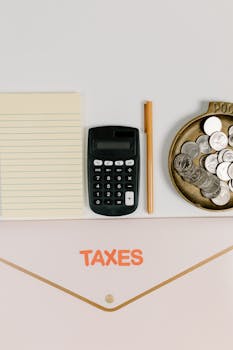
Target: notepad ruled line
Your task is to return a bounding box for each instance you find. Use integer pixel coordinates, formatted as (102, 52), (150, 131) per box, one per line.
(2, 208), (83, 210)
(1, 182), (82, 187)
(3, 194), (83, 197)
(0, 132), (82, 135)
(0, 126), (82, 129)
(0, 93), (83, 218)
(2, 188), (82, 191)
(0, 113), (81, 116)
(2, 164), (81, 167)
(1, 157), (82, 160)
(2, 151), (82, 154)
(0, 145), (82, 148)
(0, 139), (82, 141)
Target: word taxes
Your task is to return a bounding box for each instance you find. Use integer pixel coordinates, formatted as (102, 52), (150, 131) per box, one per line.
(79, 249), (143, 267)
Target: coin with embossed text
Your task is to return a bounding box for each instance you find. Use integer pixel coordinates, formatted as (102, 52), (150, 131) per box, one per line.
(211, 181), (230, 206)
(209, 131), (228, 151)
(201, 179), (221, 199)
(200, 174), (213, 189)
(216, 162), (231, 181)
(229, 134), (233, 147)
(228, 163), (233, 179)
(204, 153), (218, 174)
(201, 172), (219, 188)
(189, 168), (208, 186)
(223, 149), (233, 162)
(182, 167), (202, 184)
(203, 116), (222, 136)
(228, 125), (233, 135)
(200, 172), (220, 191)
(218, 149), (228, 163)
(181, 141), (199, 159)
(173, 153), (194, 174)
(199, 155), (207, 168)
(228, 179), (233, 192)
(196, 135), (212, 154)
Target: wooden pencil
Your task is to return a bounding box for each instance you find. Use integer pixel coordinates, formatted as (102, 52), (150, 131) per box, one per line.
(144, 101), (154, 213)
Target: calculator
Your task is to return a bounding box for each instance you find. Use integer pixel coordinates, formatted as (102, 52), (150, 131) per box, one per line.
(88, 126), (140, 216)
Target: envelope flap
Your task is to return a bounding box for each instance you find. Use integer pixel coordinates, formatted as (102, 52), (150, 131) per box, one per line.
(0, 218), (232, 311)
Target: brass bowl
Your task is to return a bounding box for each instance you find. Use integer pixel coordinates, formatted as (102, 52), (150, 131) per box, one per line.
(168, 102), (233, 211)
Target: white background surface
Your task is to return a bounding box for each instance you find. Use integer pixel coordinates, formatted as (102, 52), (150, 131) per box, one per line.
(0, 1), (233, 349)
(1, 0), (233, 217)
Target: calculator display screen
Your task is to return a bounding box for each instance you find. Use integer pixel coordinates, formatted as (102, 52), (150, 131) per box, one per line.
(95, 140), (131, 150)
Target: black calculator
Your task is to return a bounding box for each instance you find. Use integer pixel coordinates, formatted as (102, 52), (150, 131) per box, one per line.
(88, 126), (140, 216)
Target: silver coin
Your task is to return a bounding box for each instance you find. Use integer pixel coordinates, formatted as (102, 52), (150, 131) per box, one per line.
(229, 134), (233, 147)
(223, 149), (233, 162)
(203, 116), (222, 136)
(189, 168), (208, 186)
(201, 172), (219, 189)
(211, 181), (230, 206)
(228, 125), (233, 135)
(228, 163), (233, 179)
(201, 180), (221, 199)
(202, 188), (221, 199)
(218, 149), (228, 163)
(216, 162), (231, 181)
(181, 141), (199, 159)
(173, 154), (194, 174)
(204, 153), (218, 174)
(228, 179), (233, 192)
(199, 155), (207, 168)
(196, 135), (212, 154)
(200, 172), (220, 191)
(182, 167), (202, 184)
(209, 131), (228, 151)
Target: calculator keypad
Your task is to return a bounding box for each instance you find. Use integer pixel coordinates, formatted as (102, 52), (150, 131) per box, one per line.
(92, 159), (135, 207)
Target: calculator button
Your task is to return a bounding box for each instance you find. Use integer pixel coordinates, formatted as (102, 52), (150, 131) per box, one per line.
(94, 191), (102, 197)
(93, 175), (101, 181)
(104, 183), (112, 189)
(126, 175), (133, 181)
(115, 183), (122, 189)
(125, 191), (134, 206)
(105, 191), (112, 197)
(125, 159), (134, 166)
(104, 199), (112, 205)
(94, 183), (102, 189)
(115, 168), (123, 173)
(126, 167), (133, 173)
(94, 199), (102, 205)
(115, 160), (124, 166)
(115, 191), (122, 197)
(104, 160), (113, 166)
(94, 159), (103, 166)
(115, 175), (122, 181)
(94, 168), (102, 173)
(115, 200), (122, 205)
(104, 175), (112, 181)
(105, 168), (112, 173)
(125, 184), (133, 189)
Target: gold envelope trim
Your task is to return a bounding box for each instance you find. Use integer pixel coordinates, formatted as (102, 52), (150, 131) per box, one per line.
(0, 245), (233, 312)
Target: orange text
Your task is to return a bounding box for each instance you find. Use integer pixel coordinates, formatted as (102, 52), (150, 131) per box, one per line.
(79, 249), (143, 267)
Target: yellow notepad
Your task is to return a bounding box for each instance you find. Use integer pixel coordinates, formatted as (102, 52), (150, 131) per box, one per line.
(0, 93), (83, 219)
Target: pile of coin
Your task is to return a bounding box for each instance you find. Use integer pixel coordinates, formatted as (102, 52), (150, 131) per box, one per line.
(173, 116), (233, 206)
(174, 153), (221, 200)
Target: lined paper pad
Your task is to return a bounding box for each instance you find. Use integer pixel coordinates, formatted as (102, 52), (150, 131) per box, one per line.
(0, 93), (83, 219)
